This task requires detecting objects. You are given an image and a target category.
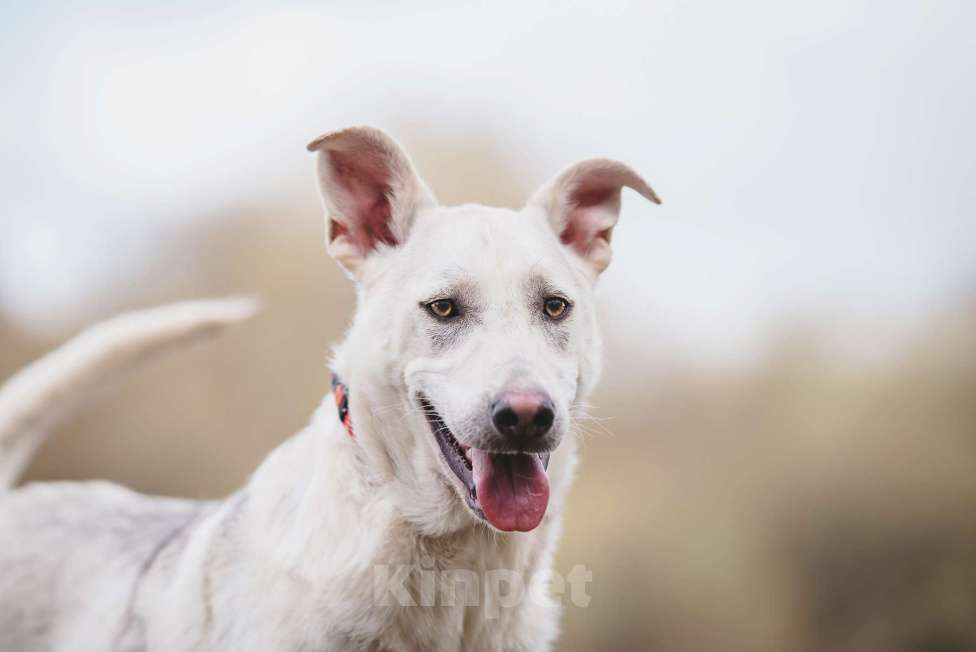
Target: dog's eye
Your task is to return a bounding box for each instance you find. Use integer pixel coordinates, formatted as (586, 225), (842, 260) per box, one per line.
(426, 299), (459, 319)
(543, 297), (570, 320)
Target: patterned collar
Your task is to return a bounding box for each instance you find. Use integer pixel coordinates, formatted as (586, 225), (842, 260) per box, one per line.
(330, 374), (354, 438)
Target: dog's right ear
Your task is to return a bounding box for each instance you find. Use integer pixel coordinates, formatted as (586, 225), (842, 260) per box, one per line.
(307, 127), (436, 275)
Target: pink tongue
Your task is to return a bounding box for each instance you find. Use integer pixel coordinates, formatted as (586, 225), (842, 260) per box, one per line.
(469, 450), (550, 532)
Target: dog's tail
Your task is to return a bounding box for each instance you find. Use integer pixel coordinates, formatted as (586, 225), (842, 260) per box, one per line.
(0, 298), (260, 490)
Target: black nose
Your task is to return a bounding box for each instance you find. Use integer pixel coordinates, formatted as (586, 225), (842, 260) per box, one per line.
(491, 392), (555, 442)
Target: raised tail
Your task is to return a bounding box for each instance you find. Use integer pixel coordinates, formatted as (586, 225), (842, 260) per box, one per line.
(0, 298), (260, 490)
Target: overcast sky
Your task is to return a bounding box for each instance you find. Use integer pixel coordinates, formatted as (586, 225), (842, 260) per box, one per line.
(1, 1), (973, 364)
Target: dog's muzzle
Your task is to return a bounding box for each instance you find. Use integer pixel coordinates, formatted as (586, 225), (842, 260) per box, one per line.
(419, 393), (554, 533)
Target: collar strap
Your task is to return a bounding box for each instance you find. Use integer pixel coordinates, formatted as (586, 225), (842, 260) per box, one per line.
(331, 373), (354, 438)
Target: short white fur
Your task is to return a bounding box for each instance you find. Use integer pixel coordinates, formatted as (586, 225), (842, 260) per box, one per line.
(0, 127), (658, 651)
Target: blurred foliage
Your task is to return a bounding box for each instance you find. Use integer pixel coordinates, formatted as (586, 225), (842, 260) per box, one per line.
(557, 301), (976, 652)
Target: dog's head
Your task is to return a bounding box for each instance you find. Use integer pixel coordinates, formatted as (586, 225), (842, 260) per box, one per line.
(309, 127), (659, 535)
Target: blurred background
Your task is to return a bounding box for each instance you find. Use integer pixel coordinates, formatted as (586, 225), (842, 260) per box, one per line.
(2, 2), (975, 650)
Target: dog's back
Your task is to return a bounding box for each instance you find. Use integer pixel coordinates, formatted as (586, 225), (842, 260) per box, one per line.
(0, 299), (256, 650)
(0, 482), (199, 650)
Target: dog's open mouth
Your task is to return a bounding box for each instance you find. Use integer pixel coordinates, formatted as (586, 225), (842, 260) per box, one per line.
(418, 395), (551, 533)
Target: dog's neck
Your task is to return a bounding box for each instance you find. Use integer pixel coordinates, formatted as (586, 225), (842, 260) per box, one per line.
(228, 379), (567, 649)
(247, 377), (560, 563)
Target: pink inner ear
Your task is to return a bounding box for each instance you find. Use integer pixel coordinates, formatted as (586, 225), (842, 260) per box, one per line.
(328, 149), (397, 253)
(559, 182), (617, 255)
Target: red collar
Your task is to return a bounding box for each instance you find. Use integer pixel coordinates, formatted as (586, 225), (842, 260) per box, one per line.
(331, 374), (354, 438)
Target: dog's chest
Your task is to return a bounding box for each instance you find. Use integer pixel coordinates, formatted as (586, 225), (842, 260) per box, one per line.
(283, 543), (541, 652)
(363, 542), (548, 652)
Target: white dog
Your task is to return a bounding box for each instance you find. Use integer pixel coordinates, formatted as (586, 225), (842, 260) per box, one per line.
(0, 127), (659, 651)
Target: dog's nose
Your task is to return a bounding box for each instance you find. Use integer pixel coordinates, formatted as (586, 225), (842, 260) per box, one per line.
(491, 392), (555, 442)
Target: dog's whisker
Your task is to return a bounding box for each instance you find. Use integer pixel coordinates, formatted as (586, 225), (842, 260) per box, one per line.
(570, 414), (616, 438)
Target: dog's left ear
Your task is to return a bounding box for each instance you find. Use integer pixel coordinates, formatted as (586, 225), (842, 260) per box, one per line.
(527, 159), (660, 274)
(307, 127), (436, 275)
